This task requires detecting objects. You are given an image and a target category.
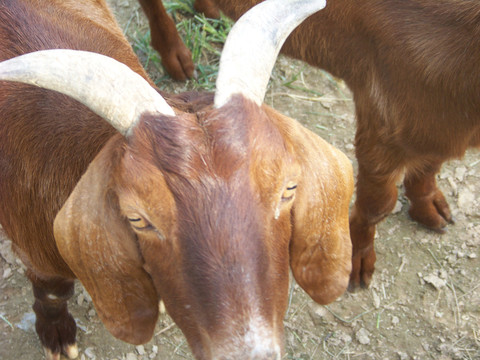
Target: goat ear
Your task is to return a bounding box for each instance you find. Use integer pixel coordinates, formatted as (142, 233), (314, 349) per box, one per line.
(53, 137), (158, 345)
(289, 130), (354, 305)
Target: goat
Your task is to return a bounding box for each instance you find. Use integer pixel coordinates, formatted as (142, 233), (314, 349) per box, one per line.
(142, 0), (480, 289)
(0, 0), (353, 359)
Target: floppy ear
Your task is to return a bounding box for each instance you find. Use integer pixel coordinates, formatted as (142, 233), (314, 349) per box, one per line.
(289, 128), (354, 304)
(54, 136), (158, 345)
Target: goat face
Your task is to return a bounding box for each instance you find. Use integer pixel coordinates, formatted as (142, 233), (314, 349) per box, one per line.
(122, 99), (295, 357)
(53, 95), (352, 359)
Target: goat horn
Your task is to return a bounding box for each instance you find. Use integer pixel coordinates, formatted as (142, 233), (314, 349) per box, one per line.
(214, 0), (326, 108)
(0, 49), (175, 136)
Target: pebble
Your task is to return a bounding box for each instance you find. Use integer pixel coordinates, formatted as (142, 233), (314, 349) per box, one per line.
(309, 304), (331, 326)
(136, 345), (146, 355)
(356, 327), (371, 345)
(77, 294), (85, 306)
(458, 188), (475, 211)
(392, 200), (403, 214)
(423, 273), (447, 290)
(0, 239), (16, 265)
(84, 347), (95, 359)
(3, 267), (12, 279)
(126, 353), (137, 360)
(455, 166), (467, 181)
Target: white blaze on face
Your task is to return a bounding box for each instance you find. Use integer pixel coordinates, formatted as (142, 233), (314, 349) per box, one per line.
(211, 314), (282, 360)
(245, 317), (282, 360)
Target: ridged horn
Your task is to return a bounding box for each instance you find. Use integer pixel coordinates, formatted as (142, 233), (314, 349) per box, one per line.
(214, 0), (326, 108)
(0, 49), (175, 136)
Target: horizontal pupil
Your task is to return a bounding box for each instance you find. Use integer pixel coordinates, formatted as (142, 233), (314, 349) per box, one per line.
(286, 185), (297, 190)
(128, 218), (142, 222)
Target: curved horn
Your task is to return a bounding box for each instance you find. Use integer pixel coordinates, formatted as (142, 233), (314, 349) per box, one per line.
(214, 0), (326, 108)
(0, 50), (175, 136)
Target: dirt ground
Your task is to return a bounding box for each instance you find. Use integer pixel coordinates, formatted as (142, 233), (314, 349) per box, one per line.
(1, 1), (479, 359)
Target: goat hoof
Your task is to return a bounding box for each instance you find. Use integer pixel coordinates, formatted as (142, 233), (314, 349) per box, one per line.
(64, 343), (79, 359)
(161, 49), (195, 81)
(44, 343), (78, 360)
(407, 188), (454, 231)
(44, 348), (60, 360)
(348, 275), (372, 292)
(349, 253), (374, 291)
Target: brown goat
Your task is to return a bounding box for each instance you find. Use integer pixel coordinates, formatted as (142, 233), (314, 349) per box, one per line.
(143, 0), (480, 288)
(0, 0), (353, 359)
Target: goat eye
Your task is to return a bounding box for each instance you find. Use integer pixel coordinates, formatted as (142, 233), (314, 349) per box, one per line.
(127, 216), (152, 230)
(282, 182), (297, 201)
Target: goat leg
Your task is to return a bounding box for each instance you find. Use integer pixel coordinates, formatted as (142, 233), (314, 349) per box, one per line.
(28, 271), (78, 360)
(194, 0), (221, 19)
(349, 157), (402, 290)
(138, 0), (195, 80)
(404, 163), (453, 232)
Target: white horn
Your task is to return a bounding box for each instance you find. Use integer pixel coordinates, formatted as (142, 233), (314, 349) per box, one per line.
(214, 0), (326, 108)
(0, 49), (175, 136)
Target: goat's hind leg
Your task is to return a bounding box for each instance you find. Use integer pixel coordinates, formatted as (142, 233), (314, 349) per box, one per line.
(404, 162), (453, 232)
(28, 271), (78, 360)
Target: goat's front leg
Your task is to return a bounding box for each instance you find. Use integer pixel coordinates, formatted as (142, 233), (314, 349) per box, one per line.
(138, 0), (194, 80)
(404, 162), (453, 231)
(28, 271), (77, 360)
(349, 148), (403, 290)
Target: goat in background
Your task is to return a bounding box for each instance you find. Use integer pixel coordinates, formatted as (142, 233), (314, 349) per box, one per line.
(142, 0), (480, 289)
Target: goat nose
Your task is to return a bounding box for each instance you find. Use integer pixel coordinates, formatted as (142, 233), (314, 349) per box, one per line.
(247, 342), (282, 360)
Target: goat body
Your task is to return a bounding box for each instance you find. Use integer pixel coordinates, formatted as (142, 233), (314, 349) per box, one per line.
(0, 0), (353, 359)
(149, 0), (480, 288)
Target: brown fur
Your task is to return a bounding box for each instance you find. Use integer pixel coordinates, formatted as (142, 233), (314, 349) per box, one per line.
(0, 0), (353, 359)
(144, 0), (480, 288)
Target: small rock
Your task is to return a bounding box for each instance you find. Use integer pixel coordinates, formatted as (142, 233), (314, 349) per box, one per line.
(455, 166), (467, 181)
(0, 239), (16, 264)
(84, 347), (95, 359)
(392, 200), (403, 214)
(458, 188), (475, 211)
(447, 177), (458, 195)
(136, 345), (146, 355)
(468, 253), (477, 259)
(308, 304), (331, 326)
(151, 345), (158, 354)
(397, 351), (409, 360)
(77, 294), (85, 306)
(392, 316), (400, 326)
(423, 273), (447, 290)
(356, 327), (370, 345)
(3, 267), (12, 279)
(126, 353), (137, 360)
